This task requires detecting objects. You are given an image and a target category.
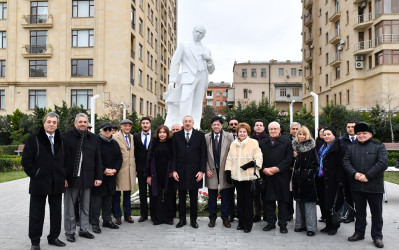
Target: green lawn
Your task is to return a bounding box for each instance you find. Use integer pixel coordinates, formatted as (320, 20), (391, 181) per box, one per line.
(385, 172), (399, 185)
(0, 171), (27, 183)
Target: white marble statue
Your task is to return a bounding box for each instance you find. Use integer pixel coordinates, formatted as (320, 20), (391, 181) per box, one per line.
(164, 25), (215, 129)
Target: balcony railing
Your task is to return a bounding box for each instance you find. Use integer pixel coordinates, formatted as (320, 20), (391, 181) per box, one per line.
(131, 50), (135, 59)
(375, 34), (399, 46)
(26, 45), (48, 54)
(28, 15), (48, 24)
(354, 40), (374, 51)
(330, 52), (341, 66)
(304, 14), (313, 26)
(329, 5), (341, 22)
(22, 15), (53, 28)
(329, 29), (341, 43)
(305, 70), (313, 79)
(305, 0), (313, 9)
(305, 32), (313, 44)
(355, 13), (374, 24)
(305, 50), (313, 61)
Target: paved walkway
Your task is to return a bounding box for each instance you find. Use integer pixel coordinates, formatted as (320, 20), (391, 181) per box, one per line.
(1, 178), (399, 249)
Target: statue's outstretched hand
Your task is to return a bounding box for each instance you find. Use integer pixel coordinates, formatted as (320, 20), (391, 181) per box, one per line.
(201, 54), (212, 62)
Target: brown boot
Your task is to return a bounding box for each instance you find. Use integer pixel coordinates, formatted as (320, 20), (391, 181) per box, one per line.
(115, 217), (122, 225)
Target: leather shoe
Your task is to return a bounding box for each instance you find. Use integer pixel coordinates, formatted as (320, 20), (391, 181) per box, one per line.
(228, 215), (234, 222)
(48, 238), (66, 247)
(343, 217), (355, 224)
(208, 219), (216, 228)
(176, 219), (186, 228)
(263, 224), (276, 231)
(124, 216), (134, 223)
(294, 227), (306, 232)
(237, 225), (244, 230)
(244, 228), (251, 233)
(115, 217), (122, 225)
(348, 234), (364, 241)
(328, 228), (338, 235)
(92, 224), (101, 234)
(31, 245), (40, 250)
(191, 220), (199, 229)
(66, 234), (75, 243)
(138, 216), (148, 222)
(78, 231), (94, 239)
(280, 227), (288, 234)
(320, 227), (329, 233)
(307, 231), (315, 237)
(253, 215), (261, 222)
(374, 239), (384, 248)
(223, 220), (231, 228)
(103, 221), (119, 229)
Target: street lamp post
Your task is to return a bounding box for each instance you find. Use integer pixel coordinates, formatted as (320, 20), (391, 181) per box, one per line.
(289, 100), (296, 125)
(90, 94), (100, 132)
(310, 92), (319, 139)
(121, 102), (127, 120)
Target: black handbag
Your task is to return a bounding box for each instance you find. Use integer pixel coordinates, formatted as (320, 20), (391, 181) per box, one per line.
(250, 167), (266, 193)
(330, 185), (355, 224)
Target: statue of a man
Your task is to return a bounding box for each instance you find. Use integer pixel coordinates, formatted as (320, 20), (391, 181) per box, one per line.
(164, 26), (215, 129)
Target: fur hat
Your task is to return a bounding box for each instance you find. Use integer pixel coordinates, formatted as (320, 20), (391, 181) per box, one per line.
(355, 122), (373, 134)
(323, 127), (337, 137)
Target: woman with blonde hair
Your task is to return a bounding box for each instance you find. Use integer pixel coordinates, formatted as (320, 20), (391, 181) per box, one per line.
(225, 123), (263, 233)
(292, 126), (319, 236)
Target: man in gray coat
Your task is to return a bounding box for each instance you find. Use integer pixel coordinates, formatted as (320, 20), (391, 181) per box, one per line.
(205, 116), (234, 228)
(343, 122), (388, 249)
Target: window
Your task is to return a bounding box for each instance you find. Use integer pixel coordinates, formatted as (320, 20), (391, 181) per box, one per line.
(0, 31), (6, 48)
(132, 94), (136, 112)
(291, 68), (297, 76)
(262, 91), (265, 98)
(72, 1), (94, 17)
(72, 30), (94, 47)
(30, 30), (47, 53)
(242, 69), (247, 77)
(375, 50), (399, 65)
(30, 1), (48, 23)
(293, 88), (300, 97)
(29, 90), (46, 109)
(216, 91), (220, 97)
(325, 32), (328, 44)
(139, 98), (143, 114)
(131, 7), (135, 30)
(326, 53), (329, 65)
(339, 92), (342, 105)
(138, 44), (143, 60)
(280, 88), (287, 97)
(138, 69), (143, 85)
(216, 101), (220, 106)
(71, 59), (93, 77)
(139, 18), (143, 34)
(243, 89), (248, 98)
(71, 89), (93, 109)
(326, 95), (329, 105)
(278, 68), (284, 76)
(223, 101), (227, 106)
(0, 89), (4, 109)
(325, 74), (329, 86)
(376, 0), (399, 16)
(146, 101), (149, 115)
(130, 62), (134, 85)
(261, 68), (266, 77)
(346, 61), (349, 74)
(29, 60), (47, 77)
(150, 103), (152, 116)
(0, 2), (6, 20)
(334, 94), (337, 104)
(206, 91), (212, 97)
(299, 69), (303, 76)
(335, 66), (340, 79)
(369, 55), (373, 69)
(0, 60), (4, 77)
(347, 89), (350, 104)
(251, 68), (257, 77)
(207, 100), (212, 106)
(223, 91), (227, 97)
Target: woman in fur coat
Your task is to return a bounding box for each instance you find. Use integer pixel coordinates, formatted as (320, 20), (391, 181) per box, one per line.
(292, 126), (319, 237)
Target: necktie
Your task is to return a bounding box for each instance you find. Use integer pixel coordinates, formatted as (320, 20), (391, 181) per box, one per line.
(49, 135), (54, 155)
(125, 135), (130, 148)
(144, 133), (149, 149)
(186, 132), (190, 143)
(214, 134), (219, 149)
(233, 134), (237, 140)
(351, 136), (355, 142)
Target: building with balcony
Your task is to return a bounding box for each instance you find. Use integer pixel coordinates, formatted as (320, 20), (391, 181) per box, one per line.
(301, 0), (399, 111)
(232, 60), (303, 111)
(0, 0), (177, 119)
(202, 81), (230, 115)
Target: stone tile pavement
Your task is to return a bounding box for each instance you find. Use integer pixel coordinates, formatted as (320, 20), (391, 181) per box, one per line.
(1, 177), (399, 249)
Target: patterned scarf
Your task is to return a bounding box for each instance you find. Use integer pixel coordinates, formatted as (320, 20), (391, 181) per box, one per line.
(317, 139), (335, 177)
(73, 129), (87, 178)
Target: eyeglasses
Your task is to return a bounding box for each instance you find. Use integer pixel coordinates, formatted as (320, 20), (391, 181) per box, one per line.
(229, 123), (238, 126)
(103, 127), (112, 132)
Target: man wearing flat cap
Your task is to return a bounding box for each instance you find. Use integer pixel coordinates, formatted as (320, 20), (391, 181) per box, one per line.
(343, 122), (388, 249)
(112, 119), (137, 225)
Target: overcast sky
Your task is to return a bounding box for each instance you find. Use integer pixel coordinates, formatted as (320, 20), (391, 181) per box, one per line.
(177, 0), (303, 83)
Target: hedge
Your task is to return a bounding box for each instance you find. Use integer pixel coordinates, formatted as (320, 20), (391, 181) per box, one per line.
(0, 145), (19, 155)
(0, 155), (22, 172)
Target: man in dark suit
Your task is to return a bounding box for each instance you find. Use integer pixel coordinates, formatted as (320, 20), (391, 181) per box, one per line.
(172, 115), (207, 228)
(22, 112), (67, 250)
(287, 122), (301, 221)
(259, 121), (294, 234)
(133, 117), (152, 222)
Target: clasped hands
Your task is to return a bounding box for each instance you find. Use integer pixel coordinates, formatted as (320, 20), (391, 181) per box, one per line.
(173, 171), (203, 182)
(104, 168), (117, 176)
(263, 167), (279, 176)
(355, 172), (368, 182)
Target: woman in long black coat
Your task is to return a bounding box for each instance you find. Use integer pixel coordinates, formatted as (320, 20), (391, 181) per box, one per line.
(292, 127), (318, 237)
(315, 127), (345, 235)
(146, 125), (175, 225)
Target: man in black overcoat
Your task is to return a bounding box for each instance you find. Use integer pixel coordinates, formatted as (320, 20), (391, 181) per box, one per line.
(259, 121), (294, 234)
(22, 112), (67, 250)
(172, 115), (207, 229)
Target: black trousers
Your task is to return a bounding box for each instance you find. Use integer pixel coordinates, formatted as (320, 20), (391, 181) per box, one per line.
(264, 200), (288, 228)
(90, 194), (113, 226)
(352, 191), (383, 240)
(253, 191), (263, 216)
(208, 187), (233, 221)
(151, 186), (174, 223)
(287, 191), (294, 217)
(236, 181), (254, 230)
(137, 171), (148, 217)
(29, 193), (62, 245)
(316, 176), (327, 219)
(178, 189), (198, 222)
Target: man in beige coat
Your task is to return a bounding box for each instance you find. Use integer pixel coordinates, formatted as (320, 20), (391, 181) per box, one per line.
(205, 116), (234, 228)
(112, 119), (137, 225)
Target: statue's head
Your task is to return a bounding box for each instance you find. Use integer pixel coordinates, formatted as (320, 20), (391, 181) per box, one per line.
(192, 25), (206, 42)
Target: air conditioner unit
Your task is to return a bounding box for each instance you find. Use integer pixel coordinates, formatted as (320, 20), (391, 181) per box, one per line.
(287, 94), (291, 97)
(310, 44), (314, 49)
(337, 45), (343, 51)
(360, 1), (367, 8)
(355, 61), (364, 69)
(339, 39), (346, 45)
(37, 48), (45, 53)
(355, 55), (364, 61)
(248, 89), (252, 93)
(38, 18), (45, 23)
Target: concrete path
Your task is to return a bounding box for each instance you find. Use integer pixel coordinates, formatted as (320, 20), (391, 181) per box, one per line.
(1, 177), (399, 249)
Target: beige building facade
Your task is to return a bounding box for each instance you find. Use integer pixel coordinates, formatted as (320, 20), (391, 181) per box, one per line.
(302, 0), (399, 111)
(232, 60), (303, 111)
(0, 0), (177, 118)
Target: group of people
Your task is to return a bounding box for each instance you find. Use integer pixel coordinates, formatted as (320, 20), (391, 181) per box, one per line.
(22, 112), (388, 250)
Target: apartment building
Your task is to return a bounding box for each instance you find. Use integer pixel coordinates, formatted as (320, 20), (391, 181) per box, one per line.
(302, 0), (399, 111)
(232, 60), (303, 111)
(0, 0), (177, 118)
(202, 81), (230, 115)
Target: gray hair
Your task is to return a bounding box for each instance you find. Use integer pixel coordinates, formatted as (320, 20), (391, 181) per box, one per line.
(183, 115), (194, 122)
(290, 122), (301, 128)
(74, 113), (89, 122)
(268, 121), (280, 130)
(43, 112), (59, 124)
